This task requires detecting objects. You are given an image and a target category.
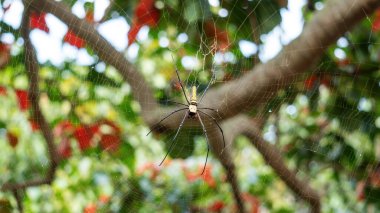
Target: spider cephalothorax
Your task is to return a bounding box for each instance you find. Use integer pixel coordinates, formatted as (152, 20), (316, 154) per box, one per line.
(147, 68), (225, 174)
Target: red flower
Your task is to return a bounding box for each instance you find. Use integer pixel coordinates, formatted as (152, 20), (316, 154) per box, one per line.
(30, 12), (49, 33)
(0, 43), (11, 69)
(135, 0), (160, 27)
(137, 162), (160, 180)
(15, 89), (29, 111)
(57, 138), (72, 159)
(6, 132), (18, 148)
(128, 0), (160, 46)
(85, 11), (94, 23)
(73, 125), (95, 151)
(372, 10), (380, 32)
(64, 30), (86, 48)
(99, 194), (110, 204)
(0, 86), (6, 95)
(100, 134), (120, 152)
(242, 193), (260, 213)
(202, 165), (216, 188)
(204, 21), (230, 52)
(183, 164), (216, 187)
(128, 23), (143, 46)
(304, 75), (318, 90)
(356, 181), (366, 201)
(370, 168), (380, 188)
(208, 200), (225, 212)
(96, 120), (121, 152)
(29, 119), (40, 131)
(54, 121), (74, 137)
(83, 203), (97, 213)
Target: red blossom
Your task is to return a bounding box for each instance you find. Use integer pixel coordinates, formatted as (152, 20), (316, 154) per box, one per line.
(137, 162), (160, 180)
(64, 30), (86, 48)
(208, 200), (225, 212)
(242, 193), (260, 213)
(204, 21), (230, 52)
(30, 12), (49, 33)
(15, 89), (29, 111)
(183, 164), (216, 187)
(100, 134), (120, 152)
(57, 138), (72, 159)
(99, 195), (110, 204)
(83, 203), (97, 213)
(372, 10), (380, 32)
(95, 120), (122, 152)
(304, 75), (318, 90)
(0, 43), (11, 69)
(0, 86), (6, 95)
(128, 23), (143, 46)
(135, 0), (160, 27)
(128, 0), (160, 46)
(356, 181), (366, 201)
(29, 119), (40, 131)
(370, 168), (380, 188)
(6, 132), (18, 148)
(202, 165), (216, 188)
(73, 125), (95, 151)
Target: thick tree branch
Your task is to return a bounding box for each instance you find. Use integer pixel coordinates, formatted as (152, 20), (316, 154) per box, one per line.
(222, 115), (321, 213)
(201, 0), (380, 121)
(2, 2), (58, 192)
(203, 119), (245, 212)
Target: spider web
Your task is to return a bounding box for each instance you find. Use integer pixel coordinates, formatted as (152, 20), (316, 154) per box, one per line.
(0, 0), (379, 212)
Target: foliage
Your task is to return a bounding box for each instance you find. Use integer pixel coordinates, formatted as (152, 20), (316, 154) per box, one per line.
(0, 0), (380, 212)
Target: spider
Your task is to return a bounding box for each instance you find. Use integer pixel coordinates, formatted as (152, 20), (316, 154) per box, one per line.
(147, 69), (225, 174)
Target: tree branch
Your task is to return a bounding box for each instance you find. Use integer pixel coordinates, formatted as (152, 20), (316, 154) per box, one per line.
(201, 0), (380, 121)
(1, 1), (58, 192)
(222, 115), (321, 213)
(203, 120), (245, 212)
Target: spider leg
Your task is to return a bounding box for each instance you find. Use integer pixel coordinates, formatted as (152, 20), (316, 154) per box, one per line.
(198, 110), (226, 153)
(198, 69), (216, 104)
(175, 69), (190, 105)
(197, 112), (210, 175)
(165, 100), (188, 107)
(146, 108), (187, 136)
(159, 110), (189, 166)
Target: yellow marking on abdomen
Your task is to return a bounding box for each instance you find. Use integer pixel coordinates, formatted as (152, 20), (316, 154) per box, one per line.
(190, 86), (197, 103)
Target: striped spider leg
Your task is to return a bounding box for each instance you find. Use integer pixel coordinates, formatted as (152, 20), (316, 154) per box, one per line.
(147, 68), (225, 175)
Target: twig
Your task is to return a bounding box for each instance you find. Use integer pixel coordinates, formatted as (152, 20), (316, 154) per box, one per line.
(1, 0), (59, 192)
(99, 0), (114, 23)
(205, 122), (245, 213)
(247, 6), (260, 65)
(222, 115), (321, 213)
(12, 190), (23, 213)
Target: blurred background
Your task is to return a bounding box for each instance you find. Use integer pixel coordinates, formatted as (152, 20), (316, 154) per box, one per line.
(0, 0), (380, 212)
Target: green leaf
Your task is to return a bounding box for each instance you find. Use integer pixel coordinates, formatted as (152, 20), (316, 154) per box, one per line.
(251, 0), (282, 34)
(119, 95), (138, 122)
(164, 128), (198, 159)
(183, 0), (211, 23)
(86, 70), (121, 88)
(120, 141), (136, 173)
(120, 178), (144, 212)
(0, 199), (12, 213)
